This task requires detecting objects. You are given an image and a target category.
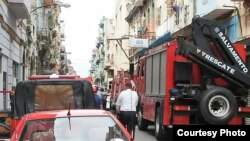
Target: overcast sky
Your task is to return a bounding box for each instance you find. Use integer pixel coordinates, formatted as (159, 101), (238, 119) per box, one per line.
(60, 0), (115, 77)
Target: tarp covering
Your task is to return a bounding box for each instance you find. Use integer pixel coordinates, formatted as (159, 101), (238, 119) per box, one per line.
(135, 32), (172, 57)
(13, 79), (96, 117)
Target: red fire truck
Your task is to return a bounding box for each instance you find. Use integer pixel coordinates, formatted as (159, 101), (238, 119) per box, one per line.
(111, 70), (131, 105)
(112, 16), (250, 140)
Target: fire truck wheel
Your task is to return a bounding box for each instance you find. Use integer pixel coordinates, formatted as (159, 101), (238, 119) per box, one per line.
(199, 87), (237, 124)
(137, 108), (148, 131)
(155, 107), (165, 140)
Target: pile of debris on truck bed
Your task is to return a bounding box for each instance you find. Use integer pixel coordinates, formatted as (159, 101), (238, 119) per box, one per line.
(13, 78), (96, 117)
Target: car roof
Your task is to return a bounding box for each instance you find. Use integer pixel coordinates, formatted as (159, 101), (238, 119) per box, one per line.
(26, 110), (111, 121)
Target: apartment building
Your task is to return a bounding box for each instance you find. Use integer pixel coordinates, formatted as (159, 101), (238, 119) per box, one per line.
(91, 0), (250, 90)
(34, 0), (63, 75)
(0, 0), (30, 110)
(90, 0), (130, 89)
(0, 0), (70, 111)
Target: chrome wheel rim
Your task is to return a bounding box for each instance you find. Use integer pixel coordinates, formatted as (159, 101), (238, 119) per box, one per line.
(208, 95), (229, 117)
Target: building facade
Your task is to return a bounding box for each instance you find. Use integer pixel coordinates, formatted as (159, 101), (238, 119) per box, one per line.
(35, 0), (62, 75)
(90, 0), (131, 89)
(91, 0), (250, 90)
(0, 0), (70, 111)
(0, 0), (30, 110)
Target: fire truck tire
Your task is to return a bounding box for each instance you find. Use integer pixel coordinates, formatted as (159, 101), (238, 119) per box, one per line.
(155, 107), (165, 140)
(137, 108), (148, 131)
(199, 87), (237, 124)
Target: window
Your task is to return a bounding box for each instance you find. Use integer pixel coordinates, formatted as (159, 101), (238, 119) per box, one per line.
(175, 13), (179, 25)
(152, 2), (155, 22)
(111, 54), (114, 63)
(156, 6), (162, 26)
(147, 8), (150, 25)
(173, 4), (180, 25)
(184, 5), (189, 24)
(107, 54), (110, 62)
(108, 70), (114, 78)
(12, 61), (18, 78)
(142, 13), (146, 27)
(166, 0), (175, 16)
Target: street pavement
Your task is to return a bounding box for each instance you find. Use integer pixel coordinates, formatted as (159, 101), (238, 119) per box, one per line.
(135, 126), (158, 141)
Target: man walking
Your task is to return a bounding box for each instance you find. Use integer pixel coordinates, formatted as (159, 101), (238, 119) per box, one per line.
(116, 82), (139, 138)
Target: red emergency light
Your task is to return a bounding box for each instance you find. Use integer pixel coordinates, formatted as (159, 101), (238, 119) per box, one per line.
(28, 74), (81, 80)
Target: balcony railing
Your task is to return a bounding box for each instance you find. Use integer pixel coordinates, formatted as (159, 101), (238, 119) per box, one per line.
(37, 29), (50, 41)
(125, 0), (143, 22)
(8, 0), (30, 19)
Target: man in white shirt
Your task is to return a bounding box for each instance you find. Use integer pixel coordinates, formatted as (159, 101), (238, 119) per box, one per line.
(116, 82), (139, 138)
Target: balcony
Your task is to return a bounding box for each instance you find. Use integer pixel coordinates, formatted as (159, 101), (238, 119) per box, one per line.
(60, 31), (65, 38)
(8, 0), (30, 19)
(37, 29), (50, 41)
(97, 36), (104, 43)
(96, 59), (100, 65)
(92, 53), (96, 57)
(60, 53), (66, 60)
(43, 0), (53, 6)
(60, 46), (65, 53)
(125, 0), (143, 22)
(196, 0), (235, 20)
(133, 0), (143, 7)
(104, 63), (111, 70)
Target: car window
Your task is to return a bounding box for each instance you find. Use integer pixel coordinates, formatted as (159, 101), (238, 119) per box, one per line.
(19, 116), (129, 141)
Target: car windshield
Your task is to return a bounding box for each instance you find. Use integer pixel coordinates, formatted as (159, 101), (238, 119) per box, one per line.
(19, 116), (128, 141)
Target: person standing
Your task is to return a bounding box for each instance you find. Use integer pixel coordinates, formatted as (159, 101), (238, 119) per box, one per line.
(93, 85), (103, 109)
(96, 87), (103, 99)
(105, 89), (112, 110)
(116, 82), (139, 138)
(100, 88), (107, 110)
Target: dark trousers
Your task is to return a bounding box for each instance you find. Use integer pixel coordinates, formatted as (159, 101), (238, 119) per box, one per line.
(102, 99), (106, 110)
(120, 111), (136, 138)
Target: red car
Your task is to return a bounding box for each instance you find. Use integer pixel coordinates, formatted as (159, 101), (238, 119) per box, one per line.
(11, 110), (133, 141)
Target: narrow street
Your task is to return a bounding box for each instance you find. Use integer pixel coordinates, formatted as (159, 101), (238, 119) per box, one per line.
(135, 126), (158, 141)
(1, 0), (250, 141)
